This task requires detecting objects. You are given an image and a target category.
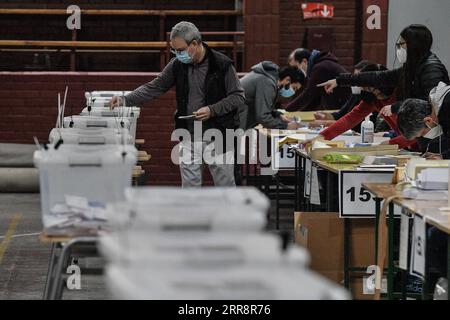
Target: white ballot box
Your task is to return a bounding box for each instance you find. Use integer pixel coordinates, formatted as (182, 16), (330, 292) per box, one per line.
(49, 128), (133, 145)
(34, 144), (137, 228)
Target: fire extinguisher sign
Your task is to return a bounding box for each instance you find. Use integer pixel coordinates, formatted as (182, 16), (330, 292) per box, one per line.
(301, 3), (334, 19)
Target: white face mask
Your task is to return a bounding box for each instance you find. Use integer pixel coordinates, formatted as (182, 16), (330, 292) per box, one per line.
(424, 122), (443, 140)
(351, 86), (362, 95)
(396, 47), (407, 64)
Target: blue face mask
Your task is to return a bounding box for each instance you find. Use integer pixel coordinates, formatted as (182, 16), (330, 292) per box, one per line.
(280, 85), (295, 98)
(175, 49), (193, 64)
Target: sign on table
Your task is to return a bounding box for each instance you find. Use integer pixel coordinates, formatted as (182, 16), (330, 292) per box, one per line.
(339, 170), (401, 217)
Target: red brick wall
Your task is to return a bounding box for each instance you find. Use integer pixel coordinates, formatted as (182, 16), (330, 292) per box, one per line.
(0, 72), (181, 185)
(279, 0), (360, 71)
(243, 0), (280, 70)
(0, 0), (238, 71)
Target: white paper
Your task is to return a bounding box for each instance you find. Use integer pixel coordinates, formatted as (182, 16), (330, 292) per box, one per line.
(65, 194), (89, 212)
(399, 213), (410, 270)
(310, 166), (321, 205)
(411, 215), (426, 277)
(304, 159), (312, 197)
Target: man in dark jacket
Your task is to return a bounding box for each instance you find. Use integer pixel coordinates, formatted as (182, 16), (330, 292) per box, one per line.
(240, 61), (305, 130)
(285, 48), (351, 111)
(110, 21), (245, 187)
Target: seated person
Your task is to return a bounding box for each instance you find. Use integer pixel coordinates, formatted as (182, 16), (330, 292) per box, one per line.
(240, 61), (305, 130)
(285, 48), (351, 111)
(396, 81), (450, 159)
(312, 63), (415, 149)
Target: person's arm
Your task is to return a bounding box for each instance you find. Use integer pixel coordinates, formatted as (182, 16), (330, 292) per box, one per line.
(125, 59), (176, 106)
(336, 68), (401, 88)
(208, 65), (245, 117)
(253, 79), (287, 129)
(320, 100), (375, 140)
(285, 65), (326, 111)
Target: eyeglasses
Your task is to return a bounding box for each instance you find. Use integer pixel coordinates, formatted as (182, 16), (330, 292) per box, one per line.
(395, 41), (406, 49)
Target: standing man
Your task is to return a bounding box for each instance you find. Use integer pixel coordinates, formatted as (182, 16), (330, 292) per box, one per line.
(110, 21), (245, 187)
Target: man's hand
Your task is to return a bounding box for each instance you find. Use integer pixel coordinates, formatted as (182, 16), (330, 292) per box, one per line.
(109, 96), (123, 110)
(280, 114), (293, 123)
(380, 105), (392, 117)
(423, 152), (443, 160)
(286, 121), (300, 130)
(194, 106), (211, 121)
(314, 111), (334, 120)
(317, 79), (338, 94)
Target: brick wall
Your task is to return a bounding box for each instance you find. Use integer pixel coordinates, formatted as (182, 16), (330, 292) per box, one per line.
(0, 72), (181, 185)
(243, 0), (280, 70)
(279, 0), (360, 71)
(0, 0), (238, 71)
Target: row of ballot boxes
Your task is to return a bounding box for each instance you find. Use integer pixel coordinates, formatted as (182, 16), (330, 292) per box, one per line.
(34, 91), (139, 231)
(100, 187), (350, 300)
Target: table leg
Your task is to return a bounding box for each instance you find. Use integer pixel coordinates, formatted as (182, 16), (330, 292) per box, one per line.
(326, 170), (332, 212)
(387, 202), (394, 300)
(374, 198), (381, 265)
(447, 235), (450, 300)
(344, 218), (351, 289)
(43, 243), (57, 300)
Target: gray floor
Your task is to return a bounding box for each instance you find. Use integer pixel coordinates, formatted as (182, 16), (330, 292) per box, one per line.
(0, 192), (294, 300)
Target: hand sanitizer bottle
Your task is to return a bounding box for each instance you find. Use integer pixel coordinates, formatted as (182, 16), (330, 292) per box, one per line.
(361, 114), (374, 143)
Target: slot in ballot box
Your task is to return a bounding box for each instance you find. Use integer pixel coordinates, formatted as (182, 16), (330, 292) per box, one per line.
(80, 106), (140, 139)
(49, 128), (133, 145)
(33, 144), (137, 228)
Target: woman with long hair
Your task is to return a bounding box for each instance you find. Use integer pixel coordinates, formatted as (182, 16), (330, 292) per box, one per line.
(318, 24), (449, 118)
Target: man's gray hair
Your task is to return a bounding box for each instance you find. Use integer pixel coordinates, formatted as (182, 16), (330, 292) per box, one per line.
(397, 98), (433, 140)
(170, 21), (202, 44)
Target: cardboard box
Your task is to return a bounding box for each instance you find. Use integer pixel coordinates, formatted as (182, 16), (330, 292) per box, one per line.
(294, 212), (383, 299)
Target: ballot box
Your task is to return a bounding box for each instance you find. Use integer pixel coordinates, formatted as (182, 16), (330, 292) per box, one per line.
(80, 106), (141, 139)
(105, 264), (349, 300)
(63, 116), (133, 139)
(48, 127), (133, 145)
(99, 231), (310, 268)
(33, 144), (137, 228)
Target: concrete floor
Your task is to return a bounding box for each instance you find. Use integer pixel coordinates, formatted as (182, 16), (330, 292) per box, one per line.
(0, 192), (294, 300)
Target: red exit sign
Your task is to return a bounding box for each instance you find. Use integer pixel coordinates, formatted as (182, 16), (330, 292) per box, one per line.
(301, 3), (334, 19)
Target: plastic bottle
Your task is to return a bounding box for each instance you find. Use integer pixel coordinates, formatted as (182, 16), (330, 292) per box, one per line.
(361, 114), (374, 143)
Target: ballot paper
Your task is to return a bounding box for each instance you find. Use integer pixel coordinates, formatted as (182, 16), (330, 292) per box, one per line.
(310, 166), (321, 205)
(178, 115), (196, 119)
(399, 213), (411, 270)
(48, 195), (107, 229)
